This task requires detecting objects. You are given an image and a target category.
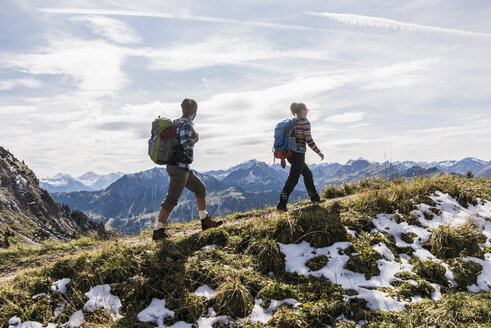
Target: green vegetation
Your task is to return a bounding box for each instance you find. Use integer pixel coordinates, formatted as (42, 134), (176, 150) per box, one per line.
(396, 281), (435, 299)
(214, 277), (254, 318)
(305, 255), (329, 272)
(0, 175), (490, 327)
(247, 238), (285, 274)
(412, 259), (449, 286)
(0, 237), (100, 273)
(344, 233), (382, 280)
(450, 259), (483, 288)
(424, 221), (486, 259)
(367, 292), (491, 327)
(400, 232), (417, 244)
(338, 175), (491, 216)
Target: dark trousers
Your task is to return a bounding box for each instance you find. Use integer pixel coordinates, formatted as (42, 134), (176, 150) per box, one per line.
(280, 152), (318, 202)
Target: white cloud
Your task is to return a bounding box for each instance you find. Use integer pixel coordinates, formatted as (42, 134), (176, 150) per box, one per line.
(70, 15), (142, 44)
(307, 12), (491, 40)
(349, 122), (372, 129)
(6, 37), (131, 92)
(326, 112), (365, 123)
(0, 79), (42, 90)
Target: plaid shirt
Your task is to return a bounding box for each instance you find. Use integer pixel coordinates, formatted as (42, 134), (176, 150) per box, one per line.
(171, 116), (195, 170)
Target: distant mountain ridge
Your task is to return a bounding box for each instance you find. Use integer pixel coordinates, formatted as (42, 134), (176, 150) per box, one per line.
(52, 163), (307, 235)
(40, 171), (124, 193)
(0, 147), (109, 246)
(50, 157), (489, 236)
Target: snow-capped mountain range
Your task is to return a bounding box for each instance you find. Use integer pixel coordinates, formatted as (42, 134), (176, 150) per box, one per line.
(49, 157), (489, 236)
(43, 157), (490, 194)
(40, 172), (124, 193)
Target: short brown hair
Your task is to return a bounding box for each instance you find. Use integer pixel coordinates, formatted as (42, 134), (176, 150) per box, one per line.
(181, 98), (197, 116)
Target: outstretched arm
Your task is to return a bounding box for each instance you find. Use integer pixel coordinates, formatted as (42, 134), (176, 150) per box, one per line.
(303, 121), (324, 159)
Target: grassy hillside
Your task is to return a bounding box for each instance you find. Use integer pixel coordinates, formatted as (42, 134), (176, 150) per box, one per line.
(1, 175), (490, 327)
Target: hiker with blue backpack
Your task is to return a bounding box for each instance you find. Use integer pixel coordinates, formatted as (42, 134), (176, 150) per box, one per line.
(150, 98), (223, 240)
(274, 102), (324, 211)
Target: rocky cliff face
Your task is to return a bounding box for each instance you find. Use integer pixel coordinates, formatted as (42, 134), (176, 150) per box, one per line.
(0, 146), (108, 246)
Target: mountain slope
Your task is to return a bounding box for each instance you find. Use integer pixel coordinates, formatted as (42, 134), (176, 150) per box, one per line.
(221, 161), (288, 192)
(1, 175), (489, 327)
(449, 157), (489, 176)
(0, 147), (108, 246)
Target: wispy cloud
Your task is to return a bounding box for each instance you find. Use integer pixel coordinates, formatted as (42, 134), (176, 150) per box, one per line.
(326, 112), (365, 123)
(0, 79), (42, 91)
(40, 7), (321, 31)
(141, 35), (333, 71)
(307, 12), (491, 40)
(70, 15), (142, 44)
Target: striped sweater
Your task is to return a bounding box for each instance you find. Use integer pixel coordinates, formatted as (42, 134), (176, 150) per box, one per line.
(295, 118), (321, 154)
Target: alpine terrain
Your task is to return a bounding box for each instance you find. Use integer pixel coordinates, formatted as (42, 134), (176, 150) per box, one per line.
(1, 174), (489, 327)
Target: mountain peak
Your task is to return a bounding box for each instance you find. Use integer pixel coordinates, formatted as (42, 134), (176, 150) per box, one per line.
(78, 171), (99, 180)
(460, 157), (488, 165)
(346, 158), (369, 165)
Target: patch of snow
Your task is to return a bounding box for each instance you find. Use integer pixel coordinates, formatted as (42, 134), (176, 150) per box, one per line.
(166, 322), (193, 328)
(372, 213), (456, 287)
(201, 244), (216, 250)
(8, 317), (21, 325)
(54, 302), (66, 317)
(137, 298), (175, 328)
(463, 255), (491, 292)
(32, 293), (46, 299)
(7, 317), (52, 328)
(51, 278), (71, 294)
(137, 298), (192, 328)
(373, 243), (395, 261)
(279, 240), (408, 311)
(65, 310), (84, 328)
(242, 298), (300, 324)
(430, 284), (442, 301)
(345, 226), (357, 237)
(83, 285), (122, 320)
(196, 308), (228, 328)
(194, 285), (217, 299)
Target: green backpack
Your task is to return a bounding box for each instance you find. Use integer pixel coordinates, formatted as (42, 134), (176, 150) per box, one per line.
(148, 117), (180, 165)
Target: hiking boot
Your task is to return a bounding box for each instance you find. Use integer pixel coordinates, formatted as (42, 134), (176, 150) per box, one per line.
(201, 215), (223, 231)
(152, 228), (168, 241)
(276, 201), (287, 212)
(277, 193), (288, 212)
(310, 194), (325, 203)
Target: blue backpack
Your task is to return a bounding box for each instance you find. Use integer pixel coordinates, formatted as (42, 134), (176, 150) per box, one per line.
(273, 118), (297, 159)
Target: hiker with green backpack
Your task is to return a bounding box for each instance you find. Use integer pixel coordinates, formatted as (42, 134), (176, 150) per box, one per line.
(275, 102), (325, 211)
(149, 98), (223, 241)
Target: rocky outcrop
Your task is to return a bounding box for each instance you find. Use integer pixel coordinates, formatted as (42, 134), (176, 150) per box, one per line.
(0, 146), (109, 245)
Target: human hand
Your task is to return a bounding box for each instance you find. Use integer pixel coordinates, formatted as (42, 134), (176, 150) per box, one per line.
(193, 132), (199, 144)
(319, 152), (324, 161)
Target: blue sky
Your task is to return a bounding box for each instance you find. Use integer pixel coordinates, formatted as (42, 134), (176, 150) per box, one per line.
(1, 0), (490, 177)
